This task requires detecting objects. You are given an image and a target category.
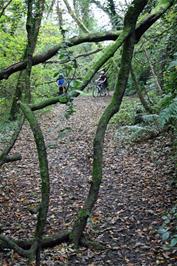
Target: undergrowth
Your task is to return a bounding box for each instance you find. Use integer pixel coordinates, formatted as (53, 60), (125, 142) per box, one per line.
(110, 96), (142, 126)
(158, 205), (177, 251)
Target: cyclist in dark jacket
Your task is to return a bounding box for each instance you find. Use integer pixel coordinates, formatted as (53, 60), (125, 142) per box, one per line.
(96, 71), (108, 92)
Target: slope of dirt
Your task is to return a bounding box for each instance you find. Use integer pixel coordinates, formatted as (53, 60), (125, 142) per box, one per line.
(0, 96), (176, 266)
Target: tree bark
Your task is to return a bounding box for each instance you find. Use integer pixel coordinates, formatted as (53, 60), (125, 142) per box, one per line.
(130, 65), (153, 113)
(0, 102), (50, 262)
(9, 0), (45, 120)
(0, 0), (45, 165)
(0, 115), (24, 167)
(0, 231), (70, 251)
(0, 153), (22, 165)
(0, 0), (174, 260)
(30, 95), (69, 111)
(63, 0), (90, 33)
(78, 0), (175, 92)
(0, 0), (174, 81)
(56, 0), (65, 39)
(20, 102), (50, 265)
(143, 45), (162, 94)
(70, 0), (148, 246)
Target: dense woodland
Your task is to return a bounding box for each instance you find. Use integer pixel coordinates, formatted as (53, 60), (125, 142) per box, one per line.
(0, 0), (177, 265)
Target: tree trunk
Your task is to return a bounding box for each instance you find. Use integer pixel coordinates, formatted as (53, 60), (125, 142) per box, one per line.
(0, 0), (174, 81)
(56, 0), (65, 39)
(0, 101), (50, 264)
(70, 0), (148, 246)
(9, 71), (25, 120)
(20, 102), (50, 265)
(130, 65), (153, 113)
(143, 46), (162, 94)
(9, 0), (45, 120)
(63, 0), (89, 33)
(0, 0), (175, 261)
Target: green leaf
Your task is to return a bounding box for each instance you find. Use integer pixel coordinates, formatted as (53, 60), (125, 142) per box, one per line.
(53, 72), (59, 78)
(168, 60), (177, 69)
(158, 227), (168, 234)
(162, 244), (171, 251)
(162, 231), (170, 241)
(70, 79), (82, 89)
(170, 238), (177, 247)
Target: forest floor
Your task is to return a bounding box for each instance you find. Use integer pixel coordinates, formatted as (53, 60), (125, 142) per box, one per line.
(0, 95), (176, 266)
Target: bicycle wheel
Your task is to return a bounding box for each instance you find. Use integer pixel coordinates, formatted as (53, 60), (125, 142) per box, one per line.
(100, 86), (107, 96)
(92, 86), (100, 97)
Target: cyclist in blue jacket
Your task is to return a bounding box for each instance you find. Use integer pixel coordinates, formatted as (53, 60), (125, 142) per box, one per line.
(56, 74), (67, 95)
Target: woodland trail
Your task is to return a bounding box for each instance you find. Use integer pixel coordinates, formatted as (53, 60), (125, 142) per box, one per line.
(0, 96), (176, 266)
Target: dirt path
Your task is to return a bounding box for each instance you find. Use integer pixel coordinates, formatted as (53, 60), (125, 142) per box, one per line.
(0, 96), (176, 265)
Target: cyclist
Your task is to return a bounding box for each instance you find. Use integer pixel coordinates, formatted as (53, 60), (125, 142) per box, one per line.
(56, 74), (68, 95)
(96, 70), (108, 93)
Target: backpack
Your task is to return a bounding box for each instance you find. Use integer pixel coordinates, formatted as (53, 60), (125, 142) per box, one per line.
(57, 78), (65, 86)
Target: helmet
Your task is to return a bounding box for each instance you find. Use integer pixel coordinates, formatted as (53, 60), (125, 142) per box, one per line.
(58, 73), (64, 79)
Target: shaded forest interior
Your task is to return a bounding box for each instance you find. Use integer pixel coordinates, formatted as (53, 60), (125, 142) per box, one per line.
(0, 0), (177, 265)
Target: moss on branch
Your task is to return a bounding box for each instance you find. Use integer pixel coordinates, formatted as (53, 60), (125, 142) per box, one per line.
(20, 102), (50, 240)
(70, 0), (149, 247)
(0, 0), (174, 82)
(30, 95), (69, 111)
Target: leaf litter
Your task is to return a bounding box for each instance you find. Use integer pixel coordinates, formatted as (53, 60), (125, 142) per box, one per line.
(0, 96), (176, 265)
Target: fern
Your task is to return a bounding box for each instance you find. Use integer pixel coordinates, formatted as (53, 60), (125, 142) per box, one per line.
(159, 97), (177, 127)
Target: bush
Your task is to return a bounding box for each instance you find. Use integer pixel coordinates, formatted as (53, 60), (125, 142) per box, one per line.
(110, 97), (141, 126)
(158, 205), (177, 251)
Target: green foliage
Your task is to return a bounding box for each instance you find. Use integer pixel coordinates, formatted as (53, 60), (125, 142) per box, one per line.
(38, 22), (62, 47)
(78, 208), (90, 218)
(159, 97), (177, 127)
(64, 101), (76, 119)
(158, 205), (177, 251)
(0, 120), (19, 142)
(69, 79), (83, 90)
(164, 53), (177, 95)
(111, 97), (141, 126)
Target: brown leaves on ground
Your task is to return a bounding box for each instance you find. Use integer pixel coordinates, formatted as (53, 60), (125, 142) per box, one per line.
(0, 96), (176, 265)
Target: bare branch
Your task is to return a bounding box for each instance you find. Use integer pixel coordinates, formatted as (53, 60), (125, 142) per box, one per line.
(44, 48), (102, 64)
(63, 0), (89, 33)
(0, 0), (174, 81)
(0, 0), (13, 18)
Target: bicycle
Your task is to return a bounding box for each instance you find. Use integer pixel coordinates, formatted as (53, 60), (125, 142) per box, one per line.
(92, 82), (109, 97)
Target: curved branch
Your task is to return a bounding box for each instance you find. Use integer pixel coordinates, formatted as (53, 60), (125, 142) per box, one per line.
(0, 0), (13, 18)
(70, 0), (148, 246)
(20, 102), (50, 251)
(130, 65), (153, 113)
(63, 0), (90, 33)
(0, 115), (24, 167)
(78, 0), (175, 91)
(0, 235), (32, 257)
(1, 153), (22, 165)
(30, 95), (70, 111)
(0, 31), (119, 80)
(45, 48), (102, 64)
(0, 0), (174, 82)
(0, 231), (70, 251)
